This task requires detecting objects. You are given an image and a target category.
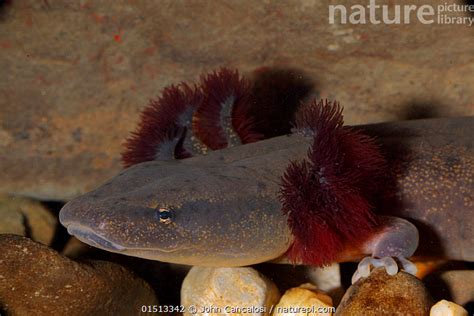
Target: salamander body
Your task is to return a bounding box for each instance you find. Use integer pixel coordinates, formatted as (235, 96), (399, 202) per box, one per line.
(59, 68), (473, 277)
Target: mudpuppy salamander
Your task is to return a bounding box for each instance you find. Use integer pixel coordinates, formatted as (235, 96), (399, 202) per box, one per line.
(59, 68), (473, 282)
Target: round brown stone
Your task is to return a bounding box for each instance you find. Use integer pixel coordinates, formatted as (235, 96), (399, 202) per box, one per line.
(0, 234), (158, 315)
(336, 267), (434, 316)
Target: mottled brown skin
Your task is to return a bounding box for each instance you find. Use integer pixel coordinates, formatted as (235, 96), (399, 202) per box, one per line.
(362, 117), (473, 261)
(60, 134), (306, 266)
(59, 117), (473, 265)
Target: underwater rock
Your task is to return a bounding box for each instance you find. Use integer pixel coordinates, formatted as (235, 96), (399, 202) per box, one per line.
(181, 266), (280, 315)
(62, 236), (93, 258)
(335, 267), (433, 316)
(414, 260), (446, 279)
(430, 300), (468, 316)
(306, 264), (344, 303)
(60, 237), (190, 307)
(1, 1), (474, 200)
(306, 264), (341, 293)
(254, 263), (342, 299)
(0, 204), (24, 236)
(424, 270), (474, 308)
(273, 283), (334, 316)
(0, 234), (158, 315)
(0, 196), (56, 245)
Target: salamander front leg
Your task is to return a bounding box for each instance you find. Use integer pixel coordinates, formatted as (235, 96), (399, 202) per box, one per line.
(351, 216), (419, 284)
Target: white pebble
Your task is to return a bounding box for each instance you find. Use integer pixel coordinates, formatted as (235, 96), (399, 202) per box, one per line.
(273, 283), (334, 316)
(181, 267), (280, 315)
(430, 300), (467, 316)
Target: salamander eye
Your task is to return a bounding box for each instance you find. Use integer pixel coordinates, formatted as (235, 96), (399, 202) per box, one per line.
(156, 207), (172, 224)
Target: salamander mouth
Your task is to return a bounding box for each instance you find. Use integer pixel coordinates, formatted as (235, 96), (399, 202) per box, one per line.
(66, 225), (127, 252)
(64, 224), (187, 254)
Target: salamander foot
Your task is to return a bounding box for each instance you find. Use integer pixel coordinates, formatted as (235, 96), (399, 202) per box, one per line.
(351, 256), (418, 284)
(352, 216), (419, 284)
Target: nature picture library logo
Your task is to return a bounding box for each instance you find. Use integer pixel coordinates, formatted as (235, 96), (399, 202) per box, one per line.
(329, 0), (474, 26)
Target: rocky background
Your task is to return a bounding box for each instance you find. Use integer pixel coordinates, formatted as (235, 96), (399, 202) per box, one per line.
(0, 0), (473, 315)
(1, 0), (473, 200)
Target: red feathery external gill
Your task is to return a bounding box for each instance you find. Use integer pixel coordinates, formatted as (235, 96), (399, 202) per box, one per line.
(280, 100), (387, 266)
(121, 67), (311, 167)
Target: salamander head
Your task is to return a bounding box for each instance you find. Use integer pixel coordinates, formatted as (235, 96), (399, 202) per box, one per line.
(59, 159), (292, 266)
